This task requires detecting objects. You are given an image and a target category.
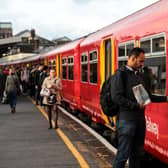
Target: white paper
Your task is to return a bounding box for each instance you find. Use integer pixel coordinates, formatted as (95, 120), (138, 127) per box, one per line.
(132, 84), (151, 105)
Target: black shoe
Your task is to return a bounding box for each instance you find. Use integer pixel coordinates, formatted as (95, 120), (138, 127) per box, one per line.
(13, 107), (16, 113)
(55, 125), (59, 129)
(11, 107), (15, 113)
(48, 126), (52, 129)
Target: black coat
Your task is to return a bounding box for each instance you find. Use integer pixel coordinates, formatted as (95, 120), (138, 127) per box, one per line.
(111, 66), (167, 120)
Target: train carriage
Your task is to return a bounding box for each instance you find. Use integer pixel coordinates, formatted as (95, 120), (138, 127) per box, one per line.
(79, 0), (168, 163)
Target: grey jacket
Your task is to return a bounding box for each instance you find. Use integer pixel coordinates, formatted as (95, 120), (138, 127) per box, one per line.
(5, 75), (20, 93)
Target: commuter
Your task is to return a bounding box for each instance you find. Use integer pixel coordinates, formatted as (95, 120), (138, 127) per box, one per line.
(34, 65), (43, 105)
(29, 65), (37, 98)
(42, 69), (62, 129)
(39, 65), (48, 106)
(21, 66), (29, 94)
(4, 68), (20, 113)
(111, 47), (168, 168)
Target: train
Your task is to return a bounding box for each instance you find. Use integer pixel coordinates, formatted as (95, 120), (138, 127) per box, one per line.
(0, 0), (168, 164)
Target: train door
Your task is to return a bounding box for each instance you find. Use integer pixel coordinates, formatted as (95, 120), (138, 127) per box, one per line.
(105, 39), (112, 80)
(100, 37), (115, 125)
(57, 54), (61, 78)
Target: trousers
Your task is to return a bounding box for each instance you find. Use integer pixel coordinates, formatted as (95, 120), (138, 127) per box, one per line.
(113, 118), (146, 168)
(47, 105), (59, 128)
(8, 91), (17, 108)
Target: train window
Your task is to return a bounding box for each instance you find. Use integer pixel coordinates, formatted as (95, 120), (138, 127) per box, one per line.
(141, 40), (151, 54)
(89, 50), (97, 84)
(143, 65), (166, 95)
(152, 37), (165, 52)
(118, 41), (134, 57)
(126, 43), (134, 56)
(62, 58), (67, 79)
(68, 56), (74, 80)
(49, 60), (52, 69)
(53, 60), (56, 68)
(81, 53), (88, 82)
(140, 33), (165, 55)
(144, 54), (166, 95)
(118, 41), (134, 68)
(118, 45), (125, 57)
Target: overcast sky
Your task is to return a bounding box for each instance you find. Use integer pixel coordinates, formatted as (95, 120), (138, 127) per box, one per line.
(0, 0), (159, 40)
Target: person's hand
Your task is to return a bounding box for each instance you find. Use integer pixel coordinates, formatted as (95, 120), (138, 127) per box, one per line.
(139, 103), (145, 110)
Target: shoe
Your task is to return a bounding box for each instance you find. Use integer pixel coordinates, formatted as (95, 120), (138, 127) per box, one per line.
(13, 107), (16, 113)
(11, 107), (15, 113)
(48, 126), (52, 129)
(55, 125), (59, 129)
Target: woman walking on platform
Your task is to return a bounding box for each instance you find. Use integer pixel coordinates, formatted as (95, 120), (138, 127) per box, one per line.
(5, 68), (20, 113)
(41, 69), (62, 129)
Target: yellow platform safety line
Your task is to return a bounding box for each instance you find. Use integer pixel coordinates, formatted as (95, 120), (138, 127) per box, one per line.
(28, 97), (90, 168)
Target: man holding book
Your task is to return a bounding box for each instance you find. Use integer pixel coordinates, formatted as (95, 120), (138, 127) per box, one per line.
(112, 47), (168, 168)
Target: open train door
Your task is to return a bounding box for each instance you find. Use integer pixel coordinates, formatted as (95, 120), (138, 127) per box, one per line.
(100, 36), (116, 130)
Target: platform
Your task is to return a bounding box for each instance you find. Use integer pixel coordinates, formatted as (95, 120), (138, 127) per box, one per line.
(0, 96), (112, 168)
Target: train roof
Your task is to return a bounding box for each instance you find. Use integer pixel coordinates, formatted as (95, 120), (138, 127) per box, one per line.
(81, 0), (167, 46)
(41, 38), (83, 58)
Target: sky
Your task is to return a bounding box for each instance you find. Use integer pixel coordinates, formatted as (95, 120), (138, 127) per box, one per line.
(0, 0), (159, 40)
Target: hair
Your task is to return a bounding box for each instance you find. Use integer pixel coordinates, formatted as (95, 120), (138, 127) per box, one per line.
(128, 47), (145, 58)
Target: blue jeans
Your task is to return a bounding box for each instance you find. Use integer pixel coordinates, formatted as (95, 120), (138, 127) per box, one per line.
(113, 118), (146, 168)
(8, 91), (17, 108)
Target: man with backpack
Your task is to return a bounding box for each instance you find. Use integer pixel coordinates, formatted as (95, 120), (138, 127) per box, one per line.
(111, 47), (168, 168)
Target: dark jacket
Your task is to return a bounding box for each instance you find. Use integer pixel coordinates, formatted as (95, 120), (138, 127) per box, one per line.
(34, 70), (40, 87)
(39, 71), (48, 87)
(111, 66), (167, 120)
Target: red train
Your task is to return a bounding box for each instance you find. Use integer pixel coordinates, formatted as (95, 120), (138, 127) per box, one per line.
(1, 0), (168, 164)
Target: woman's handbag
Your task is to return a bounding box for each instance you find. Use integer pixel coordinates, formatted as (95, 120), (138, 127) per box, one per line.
(47, 94), (57, 105)
(40, 88), (50, 97)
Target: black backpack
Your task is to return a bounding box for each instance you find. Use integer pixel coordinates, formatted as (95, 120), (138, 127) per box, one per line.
(100, 70), (126, 117)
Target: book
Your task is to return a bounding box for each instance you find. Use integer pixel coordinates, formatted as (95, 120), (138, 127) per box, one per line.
(132, 84), (151, 105)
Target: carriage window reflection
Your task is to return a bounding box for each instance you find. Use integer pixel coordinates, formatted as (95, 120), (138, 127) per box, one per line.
(89, 51), (97, 84)
(68, 56), (74, 80)
(126, 43), (134, 56)
(152, 37), (165, 52)
(141, 40), (151, 53)
(118, 41), (134, 57)
(118, 45), (125, 57)
(81, 53), (88, 82)
(62, 58), (67, 79)
(142, 65), (166, 95)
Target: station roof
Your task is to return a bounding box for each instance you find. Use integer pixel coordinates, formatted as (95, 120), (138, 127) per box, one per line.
(0, 36), (21, 45)
(0, 53), (35, 65)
